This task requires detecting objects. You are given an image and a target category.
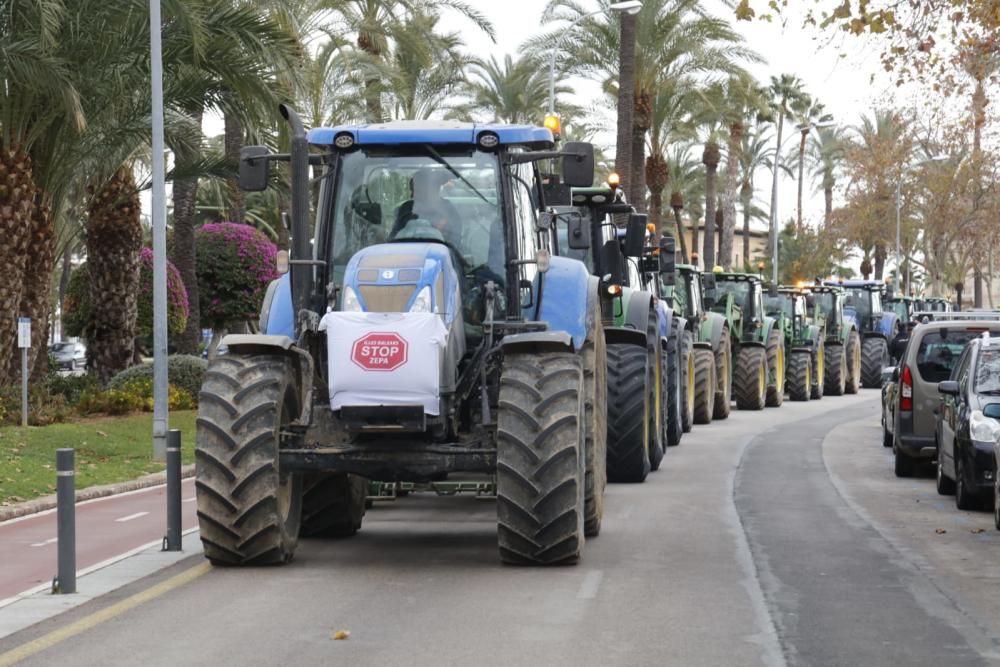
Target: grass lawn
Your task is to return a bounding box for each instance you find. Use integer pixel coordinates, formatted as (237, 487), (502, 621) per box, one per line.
(0, 411), (197, 505)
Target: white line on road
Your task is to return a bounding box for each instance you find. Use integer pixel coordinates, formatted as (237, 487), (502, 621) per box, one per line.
(576, 570), (604, 599)
(182, 497), (196, 503)
(28, 538), (57, 548)
(114, 512), (149, 523)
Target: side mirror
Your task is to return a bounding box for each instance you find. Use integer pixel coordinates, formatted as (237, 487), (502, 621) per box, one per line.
(239, 145), (271, 192)
(562, 142), (595, 188)
(701, 272), (717, 292)
(658, 236), (676, 282)
(566, 213), (590, 250)
(536, 211), (555, 232)
(938, 380), (960, 396)
(623, 213), (647, 257)
(881, 366), (896, 385)
(600, 239), (625, 288)
(768, 283), (778, 298)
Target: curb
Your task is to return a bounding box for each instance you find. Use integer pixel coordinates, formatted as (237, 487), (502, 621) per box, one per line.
(0, 464), (195, 523)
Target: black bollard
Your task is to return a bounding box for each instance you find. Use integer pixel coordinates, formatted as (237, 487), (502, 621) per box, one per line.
(163, 429), (182, 551)
(55, 448), (76, 594)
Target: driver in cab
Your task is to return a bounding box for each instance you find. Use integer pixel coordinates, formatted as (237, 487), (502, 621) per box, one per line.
(391, 169), (461, 246)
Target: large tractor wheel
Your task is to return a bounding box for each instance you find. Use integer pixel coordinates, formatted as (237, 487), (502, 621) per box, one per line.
(692, 347), (716, 425)
(606, 344), (653, 483)
(713, 329), (732, 420)
(680, 331), (695, 433)
(860, 336), (888, 389)
(734, 346), (767, 410)
(195, 353), (303, 566)
(824, 342), (847, 396)
(300, 473), (367, 537)
(845, 330), (862, 394)
(786, 351), (812, 402)
(649, 344), (666, 473)
(811, 341), (825, 400)
(765, 328), (785, 407)
(665, 329), (683, 447)
(497, 351), (585, 565)
(581, 321), (607, 538)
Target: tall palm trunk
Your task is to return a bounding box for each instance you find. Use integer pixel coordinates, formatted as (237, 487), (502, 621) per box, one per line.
(702, 141), (720, 268)
(86, 168), (143, 383)
(670, 192), (689, 264)
(358, 34), (384, 122)
(796, 129), (808, 232)
(720, 123), (743, 269)
(873, 244), (886, 281)
(171, 107), (204, 355)
(740, 182), (752, 269)
(630, 90), (652, 212)
(224, 110), (246, 224)
(823, 180), (833, 227)
(615, 13), (637, 197)
(11, 195), (56, 383)
(0, 145), (35, 386)
(646, 154), (669, 233)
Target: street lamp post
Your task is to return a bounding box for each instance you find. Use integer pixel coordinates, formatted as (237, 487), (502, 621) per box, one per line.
(547, 1), (642, 116)
(149, 0), (168, 461)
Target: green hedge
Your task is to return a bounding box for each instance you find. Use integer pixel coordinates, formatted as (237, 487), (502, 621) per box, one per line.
(108, 354), (206, 397)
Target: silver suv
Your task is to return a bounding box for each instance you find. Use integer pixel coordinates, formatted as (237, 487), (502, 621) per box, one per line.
(885, 320), (1000, 477)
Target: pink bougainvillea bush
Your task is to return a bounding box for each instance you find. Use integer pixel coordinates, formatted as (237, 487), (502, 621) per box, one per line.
(195, 222), (279, 329)
(137, 247), (189, 338)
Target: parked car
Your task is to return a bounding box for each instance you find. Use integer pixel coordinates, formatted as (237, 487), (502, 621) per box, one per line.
(883, 320), (1000, 477)
(49, 340), (86, 372)
(936, 335), (1000, 509)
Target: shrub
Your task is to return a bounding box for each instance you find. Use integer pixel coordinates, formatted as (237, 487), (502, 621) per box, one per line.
(46, 373), (101, 405)
(195, 222), (278, 329)
(0, 384), (72, 426)
(75, 387), (144, 416)
(108, 354), (206, 398)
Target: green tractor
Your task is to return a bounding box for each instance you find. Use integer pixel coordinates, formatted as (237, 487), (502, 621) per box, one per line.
(703, 270), (785, 410)
(763, 287), (826, 401)
(806, 284), (862, 395)
(661, 264), (732, 424)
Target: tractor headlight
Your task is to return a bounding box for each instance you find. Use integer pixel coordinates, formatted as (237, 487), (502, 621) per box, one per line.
(409, 286), (433, 313)
(342, 286), (363, 312)
(970, 410), (1000, 442)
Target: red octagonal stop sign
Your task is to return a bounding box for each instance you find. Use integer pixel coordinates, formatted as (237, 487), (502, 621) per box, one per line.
(351, 331), (408, 371)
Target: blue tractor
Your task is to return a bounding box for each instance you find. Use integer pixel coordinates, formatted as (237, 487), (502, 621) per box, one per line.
(195, 107), (604, 565)
(824, 279), (901, 388)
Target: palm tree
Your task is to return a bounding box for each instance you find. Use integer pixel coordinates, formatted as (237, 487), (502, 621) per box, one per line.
(789, 94), (832, 232)
(666, 146), (704, 265)
(739, 125), (775, 269)
(460, 55), (575, 124)
(807, 125), (845, 227)
(646, 80), (698, 235)
(765, 74), (807, 273)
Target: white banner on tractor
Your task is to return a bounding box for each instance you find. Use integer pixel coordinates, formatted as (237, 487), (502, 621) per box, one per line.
(319, 311), (448, 415)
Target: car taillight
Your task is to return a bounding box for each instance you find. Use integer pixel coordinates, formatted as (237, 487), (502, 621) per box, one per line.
(900, 365), (913, 411)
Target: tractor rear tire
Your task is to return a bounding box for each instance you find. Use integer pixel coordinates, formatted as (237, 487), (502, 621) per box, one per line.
(300, 473), (367, 538)
(497, 351), (585, 565)
(713, 329), (732, 420)
(845, 330), (862, 394)
(861, 337), (888, 389)
(825, 342), (847, 396)
(649, 344), (666, 473)
(582, 325), (607, 537)
(680, 331), (695, 433)
(692, 347), (716, 425)
(195, 353), (303, 566)
(765, 328), (785, 407)
(811, 341), (825, 400)
(606, 344), (652, 483)
(666, 329), (683, 447)
(787, 351), (812, 402)
(734, 346), (767, 411)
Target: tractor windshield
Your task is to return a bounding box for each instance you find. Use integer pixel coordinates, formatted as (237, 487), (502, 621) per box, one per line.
(812, 291), (836, 318)
(764, 294), (793, 318)
(845, 288), (881, 320)
(326, 148), (504, 288)
(716, 280), (753, 316)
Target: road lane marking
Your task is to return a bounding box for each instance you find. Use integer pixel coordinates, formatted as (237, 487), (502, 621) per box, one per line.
(0, 560), (211, 667)
(29, 538), (57, 548)
(114, 512), (149, 523)
(576, 570), (604, 599)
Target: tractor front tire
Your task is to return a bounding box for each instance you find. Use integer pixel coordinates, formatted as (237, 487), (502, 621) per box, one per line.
(824, 342), (847, 396)
(861, 337), (888, 389)
(692, 347), (716, 425)
(680, 331), (695, 433)
(195, 353), (303, 566)
(666, 330), (683, 447)
(845, 330), (862, 394)
(582, 325), (608, 537)
(606, 344), (653, 483)
(734, 346), (767, 411)
(765, 328), (785, 407)
(497, 351), (586, 565)
(300, 473), (367, 538)
(713, 329), (732, 420)
(787, 351), (812, 402)
(811, 341), (825, 400)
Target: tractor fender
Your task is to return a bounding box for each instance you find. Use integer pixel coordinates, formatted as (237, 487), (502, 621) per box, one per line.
(220, 334), (315, 426)
(604, 326), (647, 348)
(760, 316), (778, 345)
(701, 311), (727, 352)
(261, 274), (294, 338)
(652, 298), (675, 349)
(534, 255), (590, 351)
(877, 312), (900, 339)
(621, 289), (655, 335)
(501, 331), (576, 355)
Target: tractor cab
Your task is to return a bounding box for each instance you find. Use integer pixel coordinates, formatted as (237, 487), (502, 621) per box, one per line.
(711, 272), (765, 342)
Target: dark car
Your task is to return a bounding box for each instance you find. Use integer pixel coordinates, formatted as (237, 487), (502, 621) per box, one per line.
(883, 320), (1000, 477)
(936, 335), (1000, 509)
(49, 340), (86, 372)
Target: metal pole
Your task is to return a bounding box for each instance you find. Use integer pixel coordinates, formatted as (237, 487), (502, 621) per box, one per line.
(163, 430), (182, 551)
(55, 449), (76, 594)
(20, 348), (27, 427)
(895, 177), (902, 291)
(769, 114), (784, 287)
(150, 0), (169, 461)
(548, 9), (602, 116)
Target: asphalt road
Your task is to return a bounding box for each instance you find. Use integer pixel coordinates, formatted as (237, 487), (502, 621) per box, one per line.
(5, 391), (1000, 666)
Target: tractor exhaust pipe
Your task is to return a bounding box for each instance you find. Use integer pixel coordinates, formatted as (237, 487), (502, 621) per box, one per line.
(280, 104), (314, 336)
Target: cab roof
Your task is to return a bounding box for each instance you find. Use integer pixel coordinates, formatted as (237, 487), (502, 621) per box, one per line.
(825, 279), (883, 289)
(307, 120), (554, 147)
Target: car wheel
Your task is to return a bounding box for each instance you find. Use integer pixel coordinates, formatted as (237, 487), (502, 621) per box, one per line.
(955, 452), (977, 511)
(994, 472), (1000, 531)
(882, 418), (893, 448)
(936, 454), (955, 495)
(894, 446), (914, 478)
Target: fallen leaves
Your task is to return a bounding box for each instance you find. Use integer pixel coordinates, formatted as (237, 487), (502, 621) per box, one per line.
(332, 630), (350, 641)
(935, 528), (947, 534)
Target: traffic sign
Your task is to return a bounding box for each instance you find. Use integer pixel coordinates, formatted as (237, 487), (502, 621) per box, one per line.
(351, 332), (408, 371)
(17, 318), (30, 348)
